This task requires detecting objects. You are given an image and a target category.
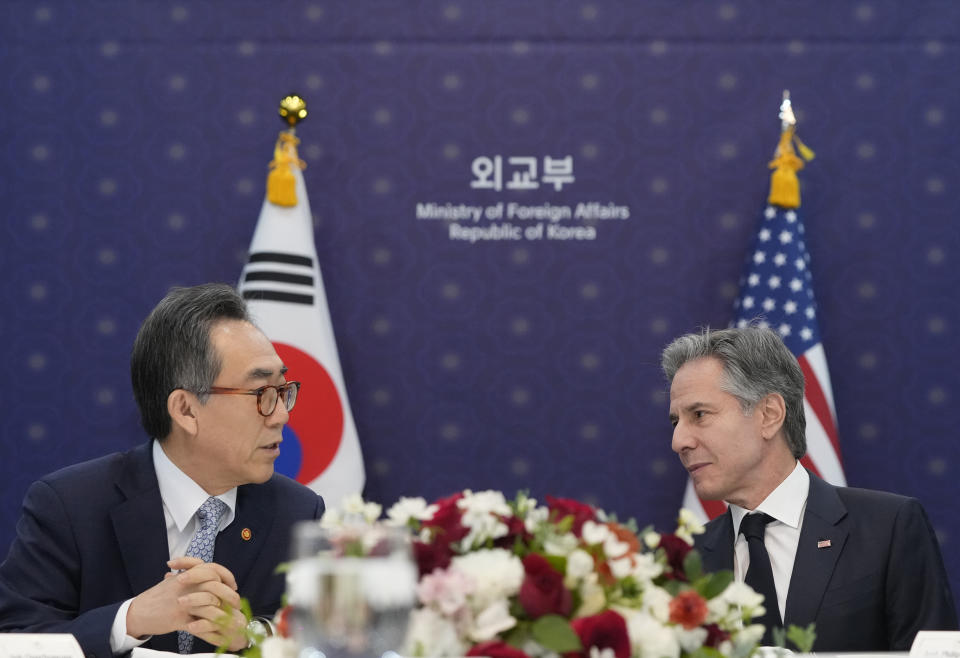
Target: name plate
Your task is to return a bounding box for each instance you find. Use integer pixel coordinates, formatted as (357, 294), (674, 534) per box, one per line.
(0, 634), (83, 658)
(911, 631), (960, 658)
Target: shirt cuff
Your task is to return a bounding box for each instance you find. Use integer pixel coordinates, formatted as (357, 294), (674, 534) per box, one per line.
(110, 598), (151, 654)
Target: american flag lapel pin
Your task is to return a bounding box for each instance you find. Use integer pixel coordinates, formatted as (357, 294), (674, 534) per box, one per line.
(817, 539), (832, 549)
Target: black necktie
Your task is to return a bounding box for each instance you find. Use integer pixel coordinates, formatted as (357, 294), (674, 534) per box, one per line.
(740, 512), (783, 644)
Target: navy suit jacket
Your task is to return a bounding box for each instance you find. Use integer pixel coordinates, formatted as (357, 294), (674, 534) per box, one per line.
(695, 472), (957, 651)
(0, 442), (325, 658)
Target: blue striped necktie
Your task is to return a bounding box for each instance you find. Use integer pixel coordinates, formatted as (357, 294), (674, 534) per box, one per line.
(177, 497), (229, 654)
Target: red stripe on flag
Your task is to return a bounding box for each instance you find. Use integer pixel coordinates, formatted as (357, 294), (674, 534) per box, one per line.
(797, 353), (843, 460)
(799, 455), (822, 479)
(701, 497), (727, 520)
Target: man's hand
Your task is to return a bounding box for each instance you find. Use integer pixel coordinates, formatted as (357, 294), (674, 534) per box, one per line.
(126, 557), (244, 647)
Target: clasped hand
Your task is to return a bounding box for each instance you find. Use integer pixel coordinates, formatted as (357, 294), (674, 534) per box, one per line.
(126, 557), (248, 651)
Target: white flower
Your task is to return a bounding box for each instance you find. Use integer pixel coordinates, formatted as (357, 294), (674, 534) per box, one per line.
(641, 584), (673, 623)
(319, 507), (342, 529)
(675, 626), (709, 652)
(362, 501), (383, 523)
(458, 490), (512, 549)
(609, 556), (634, 579)
(544, 532), (579, 557)
(576, 573), (607, 617)
(718, 580), (764, 609)
(590, 648), (617, 658)
(629, 552), (663, 582)
(708, 581), (766, 628)
(523, 504), (550, 533)
(452, 548), (524, 612)
(341, 493), (367, 515)
(581, 520), (611, 546)
(730, 624), (766, 656)
(565, 548), (595, 584)
(643, 530), (661, 549)
(676, 509), (705, 545)
(386, 497), (439, 526)
(404, 607), (468, 657)
(618, 607), (681, 658)
(469, 599), (517, 641)
(603, 534), (630, 560)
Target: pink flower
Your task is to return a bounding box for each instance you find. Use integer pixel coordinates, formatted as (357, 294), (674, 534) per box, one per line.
(569, 610), (630, 658)
(418, 567), (475, 616)
(518, 553), (573, 619)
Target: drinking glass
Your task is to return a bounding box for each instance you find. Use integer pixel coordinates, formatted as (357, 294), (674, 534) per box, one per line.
(286, 522), (417, 658)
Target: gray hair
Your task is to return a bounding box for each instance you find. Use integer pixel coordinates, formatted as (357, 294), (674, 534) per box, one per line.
(130, 283), (250, 439)
(661, 326), (806, 459)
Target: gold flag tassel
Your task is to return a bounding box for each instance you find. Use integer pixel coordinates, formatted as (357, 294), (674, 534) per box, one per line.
(767, 91), (815, 209)
(267, 131), (306, 207)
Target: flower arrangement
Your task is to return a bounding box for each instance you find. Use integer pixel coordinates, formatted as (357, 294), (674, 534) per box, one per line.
(298, 490), (799, 658)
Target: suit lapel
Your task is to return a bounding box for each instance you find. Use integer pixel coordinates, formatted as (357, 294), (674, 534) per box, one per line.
(214, 481), (277, 587)
(109, 444), (182, 652)
(784, 473), (848, 627)
(109, 443), (170, 598)
(696, 510), (735, 574)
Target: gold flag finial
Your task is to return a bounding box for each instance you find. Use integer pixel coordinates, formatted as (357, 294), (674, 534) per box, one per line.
(267, 95), (308, 207)
(767, 90), (814, 209)
(278, 94), (308, 128)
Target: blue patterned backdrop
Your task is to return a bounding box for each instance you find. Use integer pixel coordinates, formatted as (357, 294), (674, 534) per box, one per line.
(2, 0), (959, 600)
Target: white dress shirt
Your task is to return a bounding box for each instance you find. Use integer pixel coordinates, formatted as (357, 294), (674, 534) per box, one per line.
(729, 461), (809, 621)
(109, 441), (238, 653)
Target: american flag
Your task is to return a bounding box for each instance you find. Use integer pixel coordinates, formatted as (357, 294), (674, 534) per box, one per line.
(683, 204), (847, 521)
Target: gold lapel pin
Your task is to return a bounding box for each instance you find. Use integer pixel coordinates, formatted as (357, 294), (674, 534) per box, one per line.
(241, 528), (253, 541)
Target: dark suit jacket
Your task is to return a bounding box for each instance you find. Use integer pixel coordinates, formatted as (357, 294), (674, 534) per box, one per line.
(0, 442), (325, 658)
(695, 471), (957, 651)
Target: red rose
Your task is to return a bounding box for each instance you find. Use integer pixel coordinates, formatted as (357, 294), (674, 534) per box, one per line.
(412, 539), (454, 577)
(570, 610), (630, 658)
(467, 641), (532, 658)
(518, 553), (573, 619)
(669, 590), (709, 629)
(494, 514), (533, 549)
(658, 533), (692, 581)
(546, 496), (597, 537)
(421, 492), (469, 544)
(703, 623), (730, 648)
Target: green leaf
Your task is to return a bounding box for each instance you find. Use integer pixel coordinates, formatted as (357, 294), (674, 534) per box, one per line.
(661, 579), (682, 596)
(503, 624), (530, 648)
(786, 623), (817, 653)
(544, 553), (567, 574)
(698, 570), (734, 599)
(683, 550), (703, 581)
(686, 647), (725, 658)
(531, 615), (583, 653)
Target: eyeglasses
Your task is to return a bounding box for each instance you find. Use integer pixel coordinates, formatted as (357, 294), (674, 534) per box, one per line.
(202, 381), (301, 416)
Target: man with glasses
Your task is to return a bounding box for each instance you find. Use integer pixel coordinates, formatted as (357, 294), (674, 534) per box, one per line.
(0, 283), (325, 654)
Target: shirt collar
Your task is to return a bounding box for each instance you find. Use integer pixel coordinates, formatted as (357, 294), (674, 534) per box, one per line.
(152, 440), (237, 532)
(730, 461), (809, 534)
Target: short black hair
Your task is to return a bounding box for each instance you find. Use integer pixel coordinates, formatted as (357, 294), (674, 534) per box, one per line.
(130, 283), (250, 439)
